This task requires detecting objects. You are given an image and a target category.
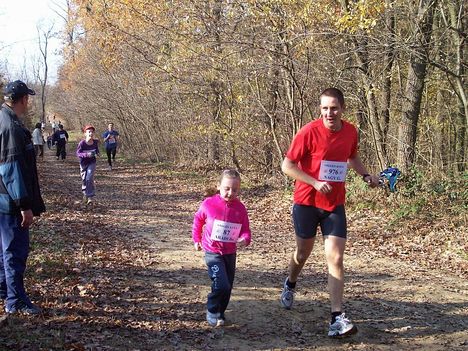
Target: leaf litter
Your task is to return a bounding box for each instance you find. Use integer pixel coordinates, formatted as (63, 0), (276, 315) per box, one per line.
(0, 151), (466, 350)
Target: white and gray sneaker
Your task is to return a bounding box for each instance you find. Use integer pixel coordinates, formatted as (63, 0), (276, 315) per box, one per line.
(216, 317), (225, 327)
(328, 313), (358, 337)
(280, 278), (295, 310)
(206, 310), (220, 327)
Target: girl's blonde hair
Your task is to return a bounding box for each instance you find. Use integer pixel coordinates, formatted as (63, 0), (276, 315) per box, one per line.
(204, 169), (241, 197)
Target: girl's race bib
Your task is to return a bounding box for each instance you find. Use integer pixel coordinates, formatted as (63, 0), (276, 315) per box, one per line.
(319, 160), (348, 182)
(210, 219), (242, 243)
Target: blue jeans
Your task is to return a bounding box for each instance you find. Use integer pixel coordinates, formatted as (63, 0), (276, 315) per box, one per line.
(80, 162), (96, 197)
(205, 252), (236, 317)
(0, 213), (32, 310)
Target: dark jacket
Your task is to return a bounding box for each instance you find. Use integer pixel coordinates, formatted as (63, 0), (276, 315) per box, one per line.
(52, 129), (68, 147)
(0, 103), (46, 216)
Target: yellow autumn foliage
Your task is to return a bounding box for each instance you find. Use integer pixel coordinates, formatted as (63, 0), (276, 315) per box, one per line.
(337, 0), (386, 33)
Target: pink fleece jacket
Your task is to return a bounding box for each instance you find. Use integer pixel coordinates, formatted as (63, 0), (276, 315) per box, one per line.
(192, 194), (251, 255)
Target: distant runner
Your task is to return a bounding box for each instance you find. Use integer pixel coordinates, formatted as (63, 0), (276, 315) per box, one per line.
(77, 125), (99, 205)
(31, 122), (44, 159)
(102, 123), (119, 171)
(52, 124), (69, 160)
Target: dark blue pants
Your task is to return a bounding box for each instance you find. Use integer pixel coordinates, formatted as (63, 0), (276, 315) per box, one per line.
(0, 213), (32, 310)
(106, 147), (117, 166)
(205, 252), (236, 317)
(56, 144), (66, 159)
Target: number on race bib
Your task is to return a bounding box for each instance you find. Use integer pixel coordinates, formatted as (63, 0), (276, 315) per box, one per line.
(319, 160), (348, 182)
(210, 219), (242, 243)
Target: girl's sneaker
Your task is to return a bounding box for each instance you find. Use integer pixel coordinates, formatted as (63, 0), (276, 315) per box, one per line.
(206, 311), (220, 327)
(328, 313), (358, 337)
(216, 317), (225, 327)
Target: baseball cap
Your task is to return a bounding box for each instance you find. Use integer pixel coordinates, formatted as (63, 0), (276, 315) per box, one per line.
(83, 125), (95, 132)
(3, 80), (36, 100)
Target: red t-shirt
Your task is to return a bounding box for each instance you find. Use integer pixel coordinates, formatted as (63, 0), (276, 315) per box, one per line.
(286, 118), (358, 211)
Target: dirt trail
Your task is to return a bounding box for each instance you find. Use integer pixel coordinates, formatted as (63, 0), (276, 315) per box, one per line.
(3, 146), (465, 350)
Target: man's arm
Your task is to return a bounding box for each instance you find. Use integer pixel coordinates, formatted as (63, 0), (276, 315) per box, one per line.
(348, 155), (379, 187)
(282, 157), (332, 194)
(0, 127), (34, 226)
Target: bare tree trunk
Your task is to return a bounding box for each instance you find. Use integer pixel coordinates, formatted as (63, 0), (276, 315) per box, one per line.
(447, 0), (467, 172)
(37, 25), (54, 123)
(340, 0), (391, 170)
(397, 0), (437, 172)
(380, 0), (396, 152)
(207, 0), (223, 165)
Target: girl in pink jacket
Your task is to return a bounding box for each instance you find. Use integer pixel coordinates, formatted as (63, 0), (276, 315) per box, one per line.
(192, 169), (251, 327)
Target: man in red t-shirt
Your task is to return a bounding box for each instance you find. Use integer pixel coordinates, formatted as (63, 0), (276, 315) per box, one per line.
(280, 88), (379, 338)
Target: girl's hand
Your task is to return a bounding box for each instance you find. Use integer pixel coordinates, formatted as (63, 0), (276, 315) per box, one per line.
(237, 238), (247, 249)
(194, 242), (202, 251)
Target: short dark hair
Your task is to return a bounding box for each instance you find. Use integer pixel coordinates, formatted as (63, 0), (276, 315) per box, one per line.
(320, 88), (345, 107)
(35, 122), (42, 129)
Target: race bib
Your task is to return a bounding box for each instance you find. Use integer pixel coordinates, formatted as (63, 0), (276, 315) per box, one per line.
(210, 219), (242, 243)
(319, 160), (348, 182)
(60, 134), (66, 139)
(108, 138), (116, 144)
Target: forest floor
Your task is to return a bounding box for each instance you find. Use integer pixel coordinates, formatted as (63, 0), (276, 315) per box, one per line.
(0, 146), (466, 351)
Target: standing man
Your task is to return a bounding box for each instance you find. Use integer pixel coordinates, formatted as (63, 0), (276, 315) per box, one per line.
(52, 124), (69, 160)
(102, 123), (119, 171)
(32, 122), (44, 159)
(280, 88), (379, 337)
(0, 80), (46, 314)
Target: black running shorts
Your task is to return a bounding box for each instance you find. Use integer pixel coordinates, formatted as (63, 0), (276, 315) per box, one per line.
(292, 204), (347, 239)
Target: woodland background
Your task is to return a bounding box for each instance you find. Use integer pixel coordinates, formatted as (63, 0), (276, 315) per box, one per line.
(0, 0), (467, 207)
(0, 2), (466, 349)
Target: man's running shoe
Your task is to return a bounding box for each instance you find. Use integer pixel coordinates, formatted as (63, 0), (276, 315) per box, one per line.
(280, 278), (295, 310)
(328, 313), (358, 337)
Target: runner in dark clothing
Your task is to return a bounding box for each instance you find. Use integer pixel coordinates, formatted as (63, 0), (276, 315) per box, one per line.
(52, 124), (69, 160)
(102, 123), (119, 170)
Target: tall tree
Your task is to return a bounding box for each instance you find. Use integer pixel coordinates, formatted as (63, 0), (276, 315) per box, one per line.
(36, 23), (55, 124)
(397, 0), (438, 172)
